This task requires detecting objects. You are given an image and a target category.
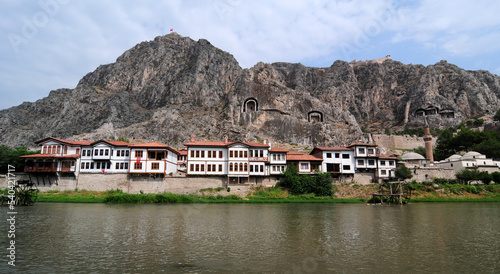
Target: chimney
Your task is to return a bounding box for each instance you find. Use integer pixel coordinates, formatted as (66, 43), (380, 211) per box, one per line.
(83, 138), (88, 141)
(191, 135), (195, 142)
(264, 139), (267, 145)
(224, 136), (228, 144)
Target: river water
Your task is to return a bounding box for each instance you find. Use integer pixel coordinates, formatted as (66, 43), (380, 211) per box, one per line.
(1, 202), (499, 273)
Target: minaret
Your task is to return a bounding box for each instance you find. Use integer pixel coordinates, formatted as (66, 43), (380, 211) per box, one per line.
(423, 117), (434, 162)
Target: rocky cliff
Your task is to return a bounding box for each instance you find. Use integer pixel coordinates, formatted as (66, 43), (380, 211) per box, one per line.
(1, 33), (500, 149)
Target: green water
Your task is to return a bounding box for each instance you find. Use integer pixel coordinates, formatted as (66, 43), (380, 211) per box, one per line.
(1, 203), (499, 273)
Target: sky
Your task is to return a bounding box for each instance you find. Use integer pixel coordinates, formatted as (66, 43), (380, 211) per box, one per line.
(2, 0), (500, 110)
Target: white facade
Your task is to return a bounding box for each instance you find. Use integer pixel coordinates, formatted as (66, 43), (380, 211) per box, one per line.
(435, 151), (500, 173)
(311, 148), (355, 174)
(269, 149), (287, 175)
(187, 147), (227, 176)
(377, 157), (397, 178)
(80, 140), (130, 174)
(129, 143), (179, 175)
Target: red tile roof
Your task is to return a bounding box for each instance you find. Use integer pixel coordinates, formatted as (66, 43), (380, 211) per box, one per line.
(129, 142), (179, 154)
(286, 152), (322, 161)
(20, 154), (81, 158)
(90, 140), (130, 147)
(378, 155), (399, 160)
(184, 140), (270, 148)
(313, 146), (351, 151)
(269, 147), (289, 152)
(347, 142), (377, 147)
(184, 141), (231, 147)
(35, 137), (92, 146)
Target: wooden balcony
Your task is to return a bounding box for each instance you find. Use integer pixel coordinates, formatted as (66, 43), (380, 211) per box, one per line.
(24, 166), (57, 172)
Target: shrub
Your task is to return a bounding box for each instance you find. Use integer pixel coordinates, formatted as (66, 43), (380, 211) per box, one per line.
(492, 172), (500, 184)
(278, 165), (333, 196)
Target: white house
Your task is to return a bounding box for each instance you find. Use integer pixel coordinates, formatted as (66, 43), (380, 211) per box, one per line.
(80, 140), (131, 174)
(129, 142), (179, 176)
(348, 143), (378, 172)
(435, 151), (499, 173)
(310, 146), (355, 179)
(269, 147), (288, 175)
(377, 156), (398, 179)
(22, 137), (91, 177)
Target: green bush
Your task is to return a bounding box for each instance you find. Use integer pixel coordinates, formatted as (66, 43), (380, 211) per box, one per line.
(278, 165), (333, 196)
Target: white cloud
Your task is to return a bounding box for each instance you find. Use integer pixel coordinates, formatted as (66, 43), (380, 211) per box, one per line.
(1, 0), (500, 110)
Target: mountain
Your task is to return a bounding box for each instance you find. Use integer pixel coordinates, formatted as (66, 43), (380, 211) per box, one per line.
(1, 33), (500, 149)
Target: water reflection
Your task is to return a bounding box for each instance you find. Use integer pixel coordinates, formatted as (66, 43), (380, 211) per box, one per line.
(0, 203), (499, 273)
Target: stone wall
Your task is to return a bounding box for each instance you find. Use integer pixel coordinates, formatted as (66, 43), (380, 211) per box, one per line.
(372, 134), (437, 152)
(0, 173), (280, 194)
(353, 173), (376, 185)
(409, 167), (456, 182)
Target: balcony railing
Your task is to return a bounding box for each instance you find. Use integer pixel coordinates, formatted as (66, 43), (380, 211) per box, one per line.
(24, 166), (57, 172)
(249, 157), (268, 162)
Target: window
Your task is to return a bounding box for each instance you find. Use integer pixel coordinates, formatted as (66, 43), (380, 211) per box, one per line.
(219, 151), (223, 158)
(81, 162), (85, 169)
(368, 148), (375, 155)
(229, 163), (233, 172)
(239, 151), (243, 158)
(100, 149), (104, 156)
(56, 146), (60, 154)
(201, 151), (205, 158)
(90, 163), (94, 169)
(196, 151), (200, 158)
(244, 151), (248, 158)
(190, 150), (195, 158)
(124, 163), (128, 169)
(239, 163), (243, 172)
(208, 151), (212, 158)
(195, 164), (200, 172)
(343, 165), (350, 171)
(300, 163), (309, 170)
(43, 146), (47, 154)
(134, 163), (142, 170)
(86, 162), (90, 169)
(260, 165), (264, 172)
(126, 151), (129, 157)
(116, 150), (120, 157)
(151, 163), (159, 170)
(120, 163), (124, 169)
(75, 148), (80, 155)
(389, 161), (394, 166)
(380, 160), (386, 166)
(358, 148), (365, 154)
(208, 165), (212, 172)
(244, 163), (248, 172)
(273, 166), (276, 172)
(335, 153), (340, 158)
(230, 151), (233, 158)
(381, 170), (387, 175)
(368, 159), (375, 166)
(219, 164), (222, 172)
(135, 151), (143, 158)
(326, 153), (332, 158)
(342, 154), (350, 159)
(357, 160), (364, 165)
(190, 164), (194, 172)
(116, 163), (119, 169)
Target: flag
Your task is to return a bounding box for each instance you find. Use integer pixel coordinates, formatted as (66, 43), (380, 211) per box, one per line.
(170, 28), (173, 32)
(102, 169), (105, 174)
(137, 157), (141, 164)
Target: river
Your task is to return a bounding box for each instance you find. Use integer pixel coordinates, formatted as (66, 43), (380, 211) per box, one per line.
(1, 202), (499, 273)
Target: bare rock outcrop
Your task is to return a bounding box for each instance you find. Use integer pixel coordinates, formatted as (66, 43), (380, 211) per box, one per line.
(1, 33), (499, 149)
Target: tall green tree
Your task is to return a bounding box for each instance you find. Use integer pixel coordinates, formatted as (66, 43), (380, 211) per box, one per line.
(0, 146), (40, 173)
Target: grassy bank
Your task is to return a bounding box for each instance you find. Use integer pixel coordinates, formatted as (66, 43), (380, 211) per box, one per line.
(4, 183), (500, 204)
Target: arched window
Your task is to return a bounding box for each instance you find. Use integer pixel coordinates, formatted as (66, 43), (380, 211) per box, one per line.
(56, 146), (61, 154)
(239, 163), (243, 172)
(243, 98), (259, 112)
(229, 163), (233, 172)
(43, 146), (47, 154)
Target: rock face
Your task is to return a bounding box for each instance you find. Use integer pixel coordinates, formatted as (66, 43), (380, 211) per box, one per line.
(1, 33), (500, 149)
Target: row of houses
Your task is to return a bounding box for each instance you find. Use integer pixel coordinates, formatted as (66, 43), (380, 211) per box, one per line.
(20, 136), (399, 183)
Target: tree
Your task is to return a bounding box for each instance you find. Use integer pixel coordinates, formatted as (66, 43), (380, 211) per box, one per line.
(278, 165), (333, 196)
(494, 108), (500, 121)
(394, 165), (413, 181)
(0, 146), (40, 173)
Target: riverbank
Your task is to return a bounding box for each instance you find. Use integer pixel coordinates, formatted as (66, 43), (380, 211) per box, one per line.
(9, 183), (500, 204)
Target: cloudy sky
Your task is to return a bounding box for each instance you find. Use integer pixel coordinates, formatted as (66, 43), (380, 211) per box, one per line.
(2, 0), (500, 110)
